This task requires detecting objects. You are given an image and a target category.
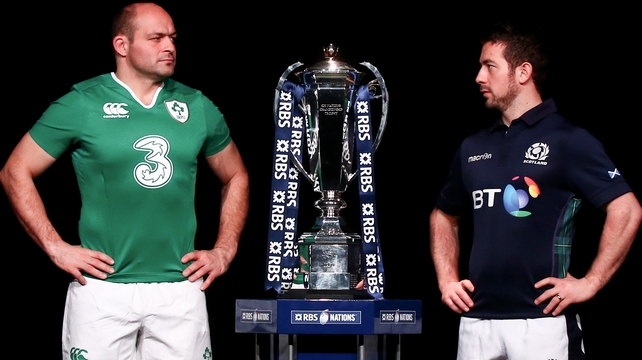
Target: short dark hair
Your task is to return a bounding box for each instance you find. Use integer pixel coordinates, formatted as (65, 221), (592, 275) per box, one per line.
(482, 22), (548, 95)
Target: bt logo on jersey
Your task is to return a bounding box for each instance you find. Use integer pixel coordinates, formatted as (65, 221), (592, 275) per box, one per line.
(472, 176), (541, 217)
(503, 176), (540, 217)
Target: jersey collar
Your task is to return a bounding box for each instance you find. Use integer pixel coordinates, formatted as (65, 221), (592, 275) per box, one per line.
(490, 98), (558, 131)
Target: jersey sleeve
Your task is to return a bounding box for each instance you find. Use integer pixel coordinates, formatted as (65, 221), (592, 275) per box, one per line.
(565, 128), (632, 209)
(435, 146), (468, 216)
(29, 90), (82, 159)
(201, 97), (232, 157)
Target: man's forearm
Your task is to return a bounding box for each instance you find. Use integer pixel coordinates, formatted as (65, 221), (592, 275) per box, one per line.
(584, 192), (641, 291)
(213, 172), (250, 264)
(430, 208), (462, 290)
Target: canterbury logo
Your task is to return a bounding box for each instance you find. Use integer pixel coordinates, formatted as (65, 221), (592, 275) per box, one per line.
(102, 102), (130, 118)
(70, 347), (89, 359)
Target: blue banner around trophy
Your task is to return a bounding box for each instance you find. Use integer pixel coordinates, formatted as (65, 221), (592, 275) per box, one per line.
(265, 82), (305, 295)
(354, 85), (385, 299)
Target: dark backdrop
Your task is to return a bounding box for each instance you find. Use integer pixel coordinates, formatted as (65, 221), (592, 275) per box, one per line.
(4, 3), (639, 359)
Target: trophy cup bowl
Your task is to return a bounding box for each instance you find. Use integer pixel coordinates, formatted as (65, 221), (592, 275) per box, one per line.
(274, 44), (388, 299)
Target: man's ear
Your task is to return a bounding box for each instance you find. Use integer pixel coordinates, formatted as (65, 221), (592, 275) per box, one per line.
(516, 62), (533, 85)
(113, 35), (128, 57)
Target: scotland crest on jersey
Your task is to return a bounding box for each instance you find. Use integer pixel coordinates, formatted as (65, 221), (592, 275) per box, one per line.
(164, 100), (189, 123)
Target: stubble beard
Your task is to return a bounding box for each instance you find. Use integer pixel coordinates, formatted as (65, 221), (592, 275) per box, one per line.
(155, 59), (176, 80)
(485, 75), (519, 113)
(159, 66), (175, 80)
(146, 63), (175, 83)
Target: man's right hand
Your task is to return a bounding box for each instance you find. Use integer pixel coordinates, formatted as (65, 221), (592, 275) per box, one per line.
(440, 279), (475, 314)
(48, 242), (114, 285)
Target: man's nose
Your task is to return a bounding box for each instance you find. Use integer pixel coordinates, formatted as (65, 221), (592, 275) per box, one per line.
(163, 38), (175, 52)
(475, 69), (485, 84)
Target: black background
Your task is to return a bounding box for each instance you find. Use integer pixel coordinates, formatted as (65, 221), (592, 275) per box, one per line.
(4, 3), (639, 359)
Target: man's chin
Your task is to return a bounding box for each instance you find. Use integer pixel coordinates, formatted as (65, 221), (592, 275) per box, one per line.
(159, 69), (175, 79)
(484, 101), (502, 112)
(160, 64), (175, 75)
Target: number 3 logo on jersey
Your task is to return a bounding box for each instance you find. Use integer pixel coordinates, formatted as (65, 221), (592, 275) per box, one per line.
(133, 135), (173, 189)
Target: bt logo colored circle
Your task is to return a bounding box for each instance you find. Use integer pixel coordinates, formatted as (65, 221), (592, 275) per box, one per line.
(503, 176), (540, 217)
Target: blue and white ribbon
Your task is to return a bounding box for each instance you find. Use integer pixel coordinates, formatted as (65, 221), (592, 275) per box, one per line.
(355, 85), (385, 299)
(264, 81), (305, 295)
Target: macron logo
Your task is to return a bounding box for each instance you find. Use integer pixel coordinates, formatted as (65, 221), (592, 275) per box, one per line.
(103, 102), (130, 119)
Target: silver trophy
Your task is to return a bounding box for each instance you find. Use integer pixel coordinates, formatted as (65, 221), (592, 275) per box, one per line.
(274, 44), (388, 298)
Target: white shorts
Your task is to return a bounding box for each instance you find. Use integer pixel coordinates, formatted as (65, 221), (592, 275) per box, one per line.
(457, 315), (585, 360)
(62, 278), (212, 360)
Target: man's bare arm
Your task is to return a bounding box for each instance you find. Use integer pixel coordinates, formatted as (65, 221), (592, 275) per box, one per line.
(430, 207), (475, 313)
(0, 133), (114, 283)
(181, 141), (250, 290)
(535, 192), (642, 315)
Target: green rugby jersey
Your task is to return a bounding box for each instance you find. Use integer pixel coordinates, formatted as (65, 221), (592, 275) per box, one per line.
(30, 73), (232, 283)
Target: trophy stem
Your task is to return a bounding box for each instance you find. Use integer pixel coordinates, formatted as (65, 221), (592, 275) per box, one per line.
(313, 190), (349, 238)
(316, 190), (345, 217)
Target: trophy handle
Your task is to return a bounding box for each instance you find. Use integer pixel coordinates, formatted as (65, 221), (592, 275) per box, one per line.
(359, 61), (388, 152)
(275, 61), (304, 94)
(273, 62), (315, 185)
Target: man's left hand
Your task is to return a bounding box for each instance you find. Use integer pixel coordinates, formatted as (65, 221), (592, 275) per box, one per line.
(181, 249), (232, 291)
(534, 273), (599, 316)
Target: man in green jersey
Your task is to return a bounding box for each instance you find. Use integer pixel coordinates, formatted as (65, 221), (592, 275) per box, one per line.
(0, 2), (249, 359)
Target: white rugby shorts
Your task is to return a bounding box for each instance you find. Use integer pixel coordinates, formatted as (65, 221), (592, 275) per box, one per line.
(457, 315), (585, 360)
(62, 278), (212, 360)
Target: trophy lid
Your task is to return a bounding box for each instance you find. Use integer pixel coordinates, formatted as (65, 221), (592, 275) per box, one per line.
(305, 44), (360, 74)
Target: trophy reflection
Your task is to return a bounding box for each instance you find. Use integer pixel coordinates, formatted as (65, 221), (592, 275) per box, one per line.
(272, 44), (388, 299)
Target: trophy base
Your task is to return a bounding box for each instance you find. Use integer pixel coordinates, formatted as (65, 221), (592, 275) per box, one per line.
(279, 288), (371, 300)
(298, 217), (364, 293)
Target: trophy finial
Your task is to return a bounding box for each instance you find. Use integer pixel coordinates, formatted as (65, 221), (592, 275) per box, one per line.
(324, 44), (338, 59)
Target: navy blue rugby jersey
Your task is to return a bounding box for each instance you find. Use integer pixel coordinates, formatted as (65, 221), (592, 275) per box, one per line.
(435, 98), (632, 319)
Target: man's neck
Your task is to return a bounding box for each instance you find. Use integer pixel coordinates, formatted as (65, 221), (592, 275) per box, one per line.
(114, 69), (165, 107)
(502, 91), (543, 126)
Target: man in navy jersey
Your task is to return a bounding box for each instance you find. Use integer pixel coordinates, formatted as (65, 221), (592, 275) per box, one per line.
(430, 23), (641, 359)
(0, 2), (249, 359)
